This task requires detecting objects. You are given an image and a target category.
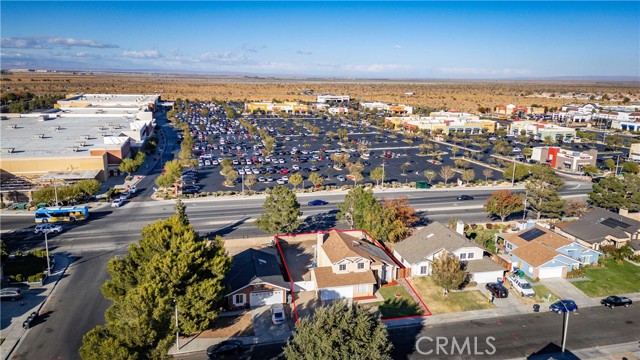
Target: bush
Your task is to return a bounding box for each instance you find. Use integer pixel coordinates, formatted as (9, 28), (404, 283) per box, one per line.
(28, 273), (45, 282)
(11, 274), (24, 282)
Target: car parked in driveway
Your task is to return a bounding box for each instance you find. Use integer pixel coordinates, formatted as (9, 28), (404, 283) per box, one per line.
(308, 199), (329, 206)
(601, 296), (632, 308)
(0, 288), (23, 301)
(507, 275), (535, 297)
(206, 340), (244, 359)
(485, 283), (509, 298)
(549, 299), (578, 313)
(271, 305), (286, 325)
(34, 223), (63, 234)
(456, 194), (474, 201)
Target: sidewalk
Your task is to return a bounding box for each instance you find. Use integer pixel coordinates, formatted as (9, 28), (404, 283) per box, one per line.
(1, 254), (70, 360)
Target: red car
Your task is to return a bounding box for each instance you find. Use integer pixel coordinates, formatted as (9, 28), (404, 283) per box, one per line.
(280, 168), (289, 175)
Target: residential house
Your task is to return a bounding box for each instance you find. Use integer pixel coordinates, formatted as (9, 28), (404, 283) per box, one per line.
(499, 225), (601, 279)
(223, 248), (289, 309)
(555, 207), (640, 250)
(392, 222), (506, 283)
(311, 229), (399, 301)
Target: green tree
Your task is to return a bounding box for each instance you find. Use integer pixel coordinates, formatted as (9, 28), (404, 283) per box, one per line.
(370, 167), (384, 186)
(589, 174), (640, 212)
(82, 202), (230, 359)
(462, 169), (475, 184)
(284, 301), (392, 360)
(32, 186), (56, 206)
(118, 158), (138, 178)
(337, 187), (378, 229)
(622, 162), (639, 174)
(483, 169), (493, 181)
(439, 165), (455, 185)
(255, 186), (302, 234)
(308, 172), (324, 187)
(503, 163), (530, 182)
(288, 173), (303, 189)
(424, 169), (437, 184)
(605, 158), (616, 171)
(75, 179), (101, 198)
(564, 199), (590, 217)
(484, 190), (524, 222)
(245, 174), (257, 190)
(348, 162), (365, 185)
(583, 165), (600, 176)
(430, 252), (466, 291)
(454, 159), (468, 169)
(224, 169), (238, 187)
(525, 165), (565, 219)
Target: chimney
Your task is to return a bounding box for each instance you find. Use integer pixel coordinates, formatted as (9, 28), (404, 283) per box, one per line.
(619, 207), (629, 217)
(456, 220), (465, 235)
(316, 231), (324, 262)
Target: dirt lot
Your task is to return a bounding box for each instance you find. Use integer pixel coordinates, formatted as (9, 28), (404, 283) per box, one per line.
(279, 240), (315, 283)
(4, 72), (636, 112)
(192, 313), (254, 338)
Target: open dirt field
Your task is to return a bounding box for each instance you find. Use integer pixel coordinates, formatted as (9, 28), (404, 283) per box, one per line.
(2, 72), (638, 112)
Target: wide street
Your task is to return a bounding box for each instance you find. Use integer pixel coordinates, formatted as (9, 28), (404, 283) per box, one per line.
(1, 160), (592, 360)
(173, 305), (640, 359)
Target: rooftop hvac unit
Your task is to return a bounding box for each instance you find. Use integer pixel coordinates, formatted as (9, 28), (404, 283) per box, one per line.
(81, 135), (91, 140)
(10, 124), (17, 129)
(72, 147), (79, 152)
(3, 148), (15, 154)
(34, 134), (44, 139)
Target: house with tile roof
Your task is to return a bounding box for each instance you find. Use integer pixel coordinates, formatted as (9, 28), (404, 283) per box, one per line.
(311, 229), (399, 301)
(554, 207), (640, 251)
(223, 248), (289, 309)
(499, 225), (601, 279)
(392, 222), (506, 284)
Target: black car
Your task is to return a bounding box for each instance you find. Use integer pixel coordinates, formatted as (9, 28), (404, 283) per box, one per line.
(456, 195), (474, 201)
(485, 283), (509, 298)
(601, 295), (632, 308)
(207, 340), (244, 359)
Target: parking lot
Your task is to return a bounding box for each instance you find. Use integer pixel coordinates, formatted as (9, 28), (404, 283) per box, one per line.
(173, 102), (632, 195)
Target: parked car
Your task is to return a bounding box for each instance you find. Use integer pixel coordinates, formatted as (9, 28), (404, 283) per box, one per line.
(601, 296), (632, 308)
(507, 275), (535, 297)
(34, 223), (63, 234)
(456, 195), (474, 201)
(0, 288), (23, 301)
(549, 300), (578, 313)
(271, 305), (286, 325)
(206, 340), (244, 359)
(485, 283), (509, 298)
(111, 198), (125, 208)
(308, 199), (329, 206)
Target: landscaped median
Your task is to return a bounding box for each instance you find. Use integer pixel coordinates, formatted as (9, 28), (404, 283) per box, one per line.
(571, 259), (640, 297)
(411, 277), (495, 314)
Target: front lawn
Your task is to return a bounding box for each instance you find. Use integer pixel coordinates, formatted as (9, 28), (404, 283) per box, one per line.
(571, 259), (640, 297)
(411, 277), (495, 314)
(375, 286), (423, 318)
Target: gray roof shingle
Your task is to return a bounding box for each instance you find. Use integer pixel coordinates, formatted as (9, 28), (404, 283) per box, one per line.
(393, 222), (476, 264)
(224, 248), (288, 294)
(561, 208), (640, 243)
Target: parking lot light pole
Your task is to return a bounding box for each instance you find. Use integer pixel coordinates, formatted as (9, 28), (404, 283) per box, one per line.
(381, 161), (386, 189)
(43, 229), (52, 276)
(511, 160), (516, 187)
(241, 172), (245, 195)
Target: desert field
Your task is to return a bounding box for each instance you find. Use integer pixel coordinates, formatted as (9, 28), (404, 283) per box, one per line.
(2, 72), (638, 112)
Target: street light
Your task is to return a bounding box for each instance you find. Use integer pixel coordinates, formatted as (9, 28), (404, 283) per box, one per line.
(42, 229), (53, 276)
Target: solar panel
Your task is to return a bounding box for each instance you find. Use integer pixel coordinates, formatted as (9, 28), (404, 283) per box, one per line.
(519, 228), (546, 241)
(600, 217), (631, 229)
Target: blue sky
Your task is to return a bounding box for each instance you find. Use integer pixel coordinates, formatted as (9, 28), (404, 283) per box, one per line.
(1, 1), (638, 78)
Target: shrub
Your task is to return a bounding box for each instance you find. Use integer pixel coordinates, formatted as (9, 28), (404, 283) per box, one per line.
(28, 273), (45, 282)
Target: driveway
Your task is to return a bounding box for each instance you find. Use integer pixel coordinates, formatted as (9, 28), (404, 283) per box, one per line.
(476, 284), (525, 308)
(251, 306), (291, 342)
(541, 278), (591, 303)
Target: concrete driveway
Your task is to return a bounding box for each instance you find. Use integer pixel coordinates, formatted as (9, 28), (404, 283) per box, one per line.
(541, 278), (591, 303)
(476, 284), (525, 308)
(251, 306), (291, 342)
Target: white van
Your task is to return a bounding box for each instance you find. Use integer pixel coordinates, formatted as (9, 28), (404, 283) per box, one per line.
(508, 275), (535, 297)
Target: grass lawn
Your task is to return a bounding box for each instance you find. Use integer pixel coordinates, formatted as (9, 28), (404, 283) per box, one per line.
(3, 255), (48, 280)
(571, 259), (640, 297)
(411, 277), (495, 314)
(518, 284), (559, 305)
(374, 286), (423, 318)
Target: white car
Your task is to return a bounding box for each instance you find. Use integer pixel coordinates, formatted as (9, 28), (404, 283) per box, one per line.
(336, 175), (347, 182)
(111, 198), (125, 208)
(34, 223), (63, 234)
(508, 275), (536, 297)
(512, 147), (522, 153)
(271, 305), (286, 325)
(292, 164), (300, 171)
(258, 177), (266, 182)
(276, 178), (286, 185)
(281, 175), (289, 181)
(238, 169), (245, 175)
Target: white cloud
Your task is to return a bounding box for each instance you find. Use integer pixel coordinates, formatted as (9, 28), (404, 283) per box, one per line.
(296, 50), (313, 55)
(242, 44), (267, 53)
(393, 44), (402, 49)
(1, 36), (118, 49)
(438, 67), (531, 76)
(122, 50), (162, 59)
(50, 51), (98, 58)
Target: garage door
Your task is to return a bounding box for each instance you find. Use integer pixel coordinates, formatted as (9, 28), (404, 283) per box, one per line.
(538, 267), (564, 279)
(250, 290), (283, 307)
(472, 271), (504, 284)
(320, 286), (354, 301)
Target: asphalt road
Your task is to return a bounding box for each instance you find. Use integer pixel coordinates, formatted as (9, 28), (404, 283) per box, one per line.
(173, 305), (640, 360)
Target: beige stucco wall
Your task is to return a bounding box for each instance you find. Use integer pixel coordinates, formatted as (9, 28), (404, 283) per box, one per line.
(0, 154), (108, 181)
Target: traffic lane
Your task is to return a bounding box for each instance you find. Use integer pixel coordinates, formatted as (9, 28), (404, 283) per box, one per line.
(13, 249), (117, 360)
(393, 304), (640, 360)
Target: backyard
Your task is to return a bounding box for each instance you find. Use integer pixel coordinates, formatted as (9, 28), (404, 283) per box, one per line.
(373, 285), (424, 319)
(571, 259), (640, 297)
(411, 277), (495, 314)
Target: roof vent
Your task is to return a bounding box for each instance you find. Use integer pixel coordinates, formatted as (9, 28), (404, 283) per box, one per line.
(2, 148), (15, 154)
(427, 233), (434, 238)
(34, 134), (44, 139)
(72, 146), (79, 152)
(258, 259), (266, 265)
(352, 240), (361, 246)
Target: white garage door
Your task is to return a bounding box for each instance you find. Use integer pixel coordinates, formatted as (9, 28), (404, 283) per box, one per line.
(472, 271), (504, 284)
(250, 290), (283, 307)
(320, 286), (353, 301)
(538, 267), (564, 279)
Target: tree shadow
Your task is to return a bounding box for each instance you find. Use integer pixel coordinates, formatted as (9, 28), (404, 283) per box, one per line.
(378, 297), (424, 319)
(297, 211), (338, 233)
(388, 323), (427, 360)
(204, 217), (250, 238)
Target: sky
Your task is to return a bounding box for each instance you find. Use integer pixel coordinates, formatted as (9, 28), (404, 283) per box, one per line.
(1, 1), (639, 79)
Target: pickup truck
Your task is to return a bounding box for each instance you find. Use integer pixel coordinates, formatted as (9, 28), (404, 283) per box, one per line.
(507, 275), (536, 297)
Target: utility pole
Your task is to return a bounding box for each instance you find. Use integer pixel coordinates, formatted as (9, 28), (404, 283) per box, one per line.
(615, 155), (621, 176)
(44, 229), (52, 276)
(241, 171), (245, 195)
(52, 179), (59, 206)
(175, 299), (180, 351)
(511, 161), (516, 187)
(381, 160), (386, 189)
(522, 190), (528, 220)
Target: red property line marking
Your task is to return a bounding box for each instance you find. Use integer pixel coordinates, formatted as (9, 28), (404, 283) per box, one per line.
(273, 235), (300, 324)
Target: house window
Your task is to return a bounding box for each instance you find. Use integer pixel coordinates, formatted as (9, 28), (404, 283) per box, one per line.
(339, 264), (347, 271)
(357, 262), (365, 269)
(233, 294), (245, 305)
(582, 255), (591, 263)
(357, 284), (368, 294)
(420, 265), (428, 275)
(467, 252), (475, 259)
(460, 253), (467, 260)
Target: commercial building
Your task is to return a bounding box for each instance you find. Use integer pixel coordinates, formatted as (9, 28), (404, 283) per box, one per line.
(385, 112), (496, 134)
(630, 143), (640, 162)
(56, 94), (160, 112)
(531, 146), (597, 172)
(316, 95), (350, 104)
(509, 121), (576, 142)
(361, 102), (413, 114)
(495, 104), (544, 115)
(244, 101), (309, 114)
